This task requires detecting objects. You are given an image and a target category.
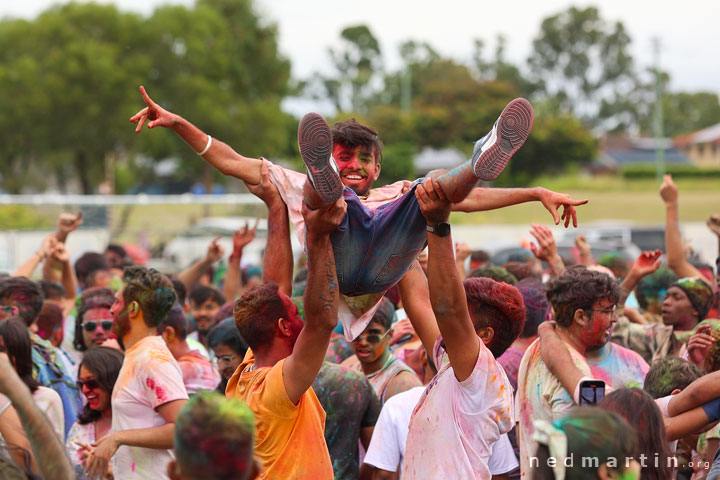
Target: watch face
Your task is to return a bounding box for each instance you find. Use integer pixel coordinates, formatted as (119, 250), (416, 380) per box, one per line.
(436, 222), (451, 236)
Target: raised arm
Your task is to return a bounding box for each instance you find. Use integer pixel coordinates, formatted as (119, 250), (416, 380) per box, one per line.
(0, 353), (71, 479)
(575, 234), (594, 267)
(283, 199), (345, 404)
(247, 161), (293, 296)
(14, 234), (54, 278)
(416, 177), (479, 382)
(667, 370), (720, 417)
(397, 261), (441, 357)
(223, 221), (258, 301)
(452, 187), (587, 227)
(618, 250), (662, 307)
(130, 86), (262, 184)
(660, 175), (704, 279)
(529, 224), (565, 277)
(537, 321), (588, 399)
(43, 212), (83, 284)
(177, 237), (224, 291)
(49, 243), (79, 316)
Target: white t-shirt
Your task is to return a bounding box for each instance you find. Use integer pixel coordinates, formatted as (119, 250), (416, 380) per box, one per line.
(33, 386), (64, 441)
(402, 338), (515, 479)
(365, 386), (518, 475)
(110, 336), (188, 479)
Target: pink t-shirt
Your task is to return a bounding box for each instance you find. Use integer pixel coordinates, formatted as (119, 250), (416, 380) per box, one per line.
(111, 336), (188, 479)
(402, 337), (514, 479)
(178, 351), (221, 395)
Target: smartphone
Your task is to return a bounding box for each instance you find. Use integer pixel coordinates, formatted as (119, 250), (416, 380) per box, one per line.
(578, 380), (605, 406)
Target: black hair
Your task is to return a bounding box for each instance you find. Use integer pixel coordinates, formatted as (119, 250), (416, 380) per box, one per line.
(207, 317), (249, 357)
(0, 277), (44, 326)
(39, 280), (65, 301)
(74, 287), (115, 352)
(189, 286), (225, 309)
(77, 347), (124, 424)
(0, 317), (41, 393)
(74, 253), (109, 287)
(157, 305), (189, 340)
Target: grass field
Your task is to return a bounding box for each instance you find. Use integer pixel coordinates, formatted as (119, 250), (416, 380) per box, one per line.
(3, 174), (719, 247)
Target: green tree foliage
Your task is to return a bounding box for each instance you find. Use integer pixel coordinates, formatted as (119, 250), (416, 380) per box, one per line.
(528, 6), (635, 128)
(0, 0), (290, 194)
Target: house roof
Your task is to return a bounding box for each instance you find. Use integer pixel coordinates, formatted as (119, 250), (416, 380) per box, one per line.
(602, 148), (690, 167)
(414, 147), (467, 173)
(674, 123), (720, 147)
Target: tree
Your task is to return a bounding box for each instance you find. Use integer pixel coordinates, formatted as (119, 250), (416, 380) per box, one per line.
(528, 6), (635, 129)
(472, 35), (541, 99)
(313, 25), (383, 114)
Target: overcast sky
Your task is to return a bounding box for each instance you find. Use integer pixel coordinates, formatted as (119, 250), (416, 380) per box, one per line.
(4, 0), (719, 112)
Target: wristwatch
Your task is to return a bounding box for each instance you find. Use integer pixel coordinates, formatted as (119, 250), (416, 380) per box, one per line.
(426, 222), (451, 237)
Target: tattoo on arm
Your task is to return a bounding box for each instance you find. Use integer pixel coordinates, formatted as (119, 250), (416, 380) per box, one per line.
(320, 259), (337, 314)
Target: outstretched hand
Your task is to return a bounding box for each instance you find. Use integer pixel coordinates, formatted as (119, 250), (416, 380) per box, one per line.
(204, 237), (225, 264)
(231, 220), (258, 258)
(630, 250), (662, 278)
(415, 178), (451, 226)
(529, 224), (558, 263)
(659, 174), (678, 204)
(537, 188), (587, 227)
(687, 325), (715, 367)
(130, 86), (177, 133)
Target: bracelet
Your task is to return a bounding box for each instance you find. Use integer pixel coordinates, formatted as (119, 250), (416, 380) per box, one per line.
(197, 135), (213, 156)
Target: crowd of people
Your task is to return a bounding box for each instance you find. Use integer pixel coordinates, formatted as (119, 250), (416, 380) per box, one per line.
(0, 91), (718, 480)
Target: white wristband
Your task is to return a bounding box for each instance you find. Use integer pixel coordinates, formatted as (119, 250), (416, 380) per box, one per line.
(197, 135), (212, 156)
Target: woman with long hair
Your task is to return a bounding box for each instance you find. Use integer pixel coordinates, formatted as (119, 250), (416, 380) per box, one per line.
(0, 317), (64, 440)
(65, 346), (124, 478)
(599, 388), (675, 480)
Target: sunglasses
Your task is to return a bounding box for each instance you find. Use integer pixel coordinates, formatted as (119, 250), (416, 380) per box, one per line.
(77, 379), (101, 390)
(213, 354), (239, 368)
(82, 320), (114, 333)
(352, 330), (391, 344)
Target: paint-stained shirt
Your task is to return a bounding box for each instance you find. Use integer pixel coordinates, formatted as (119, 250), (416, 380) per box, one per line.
(497, 346), (524, 392)
(66, 421), (94, 478)
(177, 350), (220, 394)
(402, 337), (514, 479)
(111, 336), (188, 479)
(516, 338), (591, 478)
(610, 316), (683, 364)
(586, 342), (649, 388)
(226, 350), (333, 480)
(312, 362), (381, 480)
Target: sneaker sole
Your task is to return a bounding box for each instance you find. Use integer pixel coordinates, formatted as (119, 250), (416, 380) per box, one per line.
(472, 98), (534, 181)
(298, 113), (343, 203)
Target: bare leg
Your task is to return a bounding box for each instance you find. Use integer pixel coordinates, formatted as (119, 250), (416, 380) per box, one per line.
(434, 98), (533, 203)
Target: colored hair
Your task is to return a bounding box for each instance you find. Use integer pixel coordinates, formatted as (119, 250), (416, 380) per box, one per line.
(534, 407), (638, 480)
(207, 318), (249, 358)
(157, 305), (189, 340)
(635, 267), (677, 311)
(545, 266), (620, 328)
(502, 262), (540, 282)
(643, 356), (702, 399)
(241, 265), (262, 285)
(174, 391), (255, 480)
(0, 277), (44, 326)
(35, 302), (63, 341)
(122, 267), (177, 328)
(599, 388), (673, 480)
(516, 278), (550, 338)
(468, 265), (518, 285)
(470, 250), (490, 263)
(233, 282), (291, 353)
(331, 118), (384, 163)
(189, 286), (226, 309)
(74, 252), (109, 287)
(0, 317), (40, 394)
(598, 252), (630, 275)
(39, 280), (65, 301)
(77, 347), (124, 425)
(463, 277), (525, 358)
(74, 287), (116, 352)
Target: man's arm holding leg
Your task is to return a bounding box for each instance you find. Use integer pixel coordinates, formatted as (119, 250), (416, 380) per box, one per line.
(416, 178), (479, 382)
(282, 198), (346, 404)
(131, 86), (262, 185)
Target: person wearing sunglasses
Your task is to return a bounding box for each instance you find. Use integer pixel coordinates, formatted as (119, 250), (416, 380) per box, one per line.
(74, 287), (117, 357)
(344, 297), (421, 404)
(66, 346), (124, 478)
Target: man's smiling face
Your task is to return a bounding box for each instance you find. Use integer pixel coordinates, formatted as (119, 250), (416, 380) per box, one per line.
(333, 144), (380, 196)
